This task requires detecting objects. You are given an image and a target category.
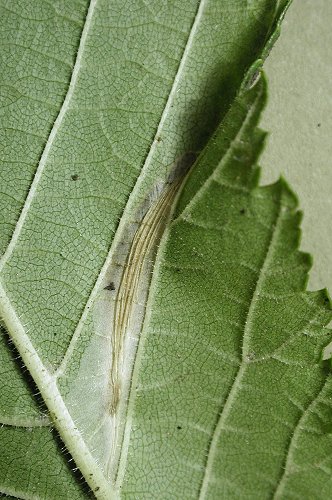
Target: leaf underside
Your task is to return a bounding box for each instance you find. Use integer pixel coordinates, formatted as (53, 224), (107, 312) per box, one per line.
(1, 1), (332, 499)
(122, 80), (332, 498)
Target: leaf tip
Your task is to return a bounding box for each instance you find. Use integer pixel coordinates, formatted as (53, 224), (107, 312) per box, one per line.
(277, 175), (299, 209)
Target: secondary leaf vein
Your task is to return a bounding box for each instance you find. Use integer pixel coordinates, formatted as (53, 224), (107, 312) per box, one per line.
(0, 0), (98, 272)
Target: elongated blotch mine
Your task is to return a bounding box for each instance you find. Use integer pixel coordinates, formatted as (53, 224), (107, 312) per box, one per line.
(109, 181), (179, 415)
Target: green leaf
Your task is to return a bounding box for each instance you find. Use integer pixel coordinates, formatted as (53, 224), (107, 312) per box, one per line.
(121, 78), (332, 498)
(1, 1), (331, 499)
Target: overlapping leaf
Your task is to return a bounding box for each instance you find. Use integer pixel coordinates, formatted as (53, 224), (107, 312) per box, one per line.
(119, 79), (332, 498)
(1, 1), (331, 499)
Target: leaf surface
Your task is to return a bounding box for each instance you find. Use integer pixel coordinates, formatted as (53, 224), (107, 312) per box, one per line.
(120, 79), (332, 498)
(1, 1), (332, 499)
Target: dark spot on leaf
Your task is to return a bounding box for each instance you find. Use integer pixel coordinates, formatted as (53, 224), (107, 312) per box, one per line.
(321, 359), (332, 376)
(71, 174), (79, 181)
(246, 352), (256, 361)
(95, 487), (100, 492)
(317, 123), (321, 127)
(104, 282), (115, 291)
(322, 423), (332, 434)
(156, 136), (162, 142)
(177, 425), (182, 430)
(239, 208), (246, 215)
(167, 151), (197, 183)
(246, 69), (261, 90)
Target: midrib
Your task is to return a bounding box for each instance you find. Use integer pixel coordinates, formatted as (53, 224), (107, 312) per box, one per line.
(198, 194), (283, 499)
(0, 281), (113, 500)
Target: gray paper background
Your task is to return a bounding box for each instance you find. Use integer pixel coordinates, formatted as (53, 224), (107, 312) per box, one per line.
(262, 0), (332, 293)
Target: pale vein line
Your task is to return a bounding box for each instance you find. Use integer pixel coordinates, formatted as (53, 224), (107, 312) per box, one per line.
(198, 195), (283, 499)
(0, 486), (29, 500)
(0, 283), (113, 500)
(57, 0), (208, 377)
(0, 0), (98, 273)
(272, 380), (328, 499)
(0, 415), (50, 427)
